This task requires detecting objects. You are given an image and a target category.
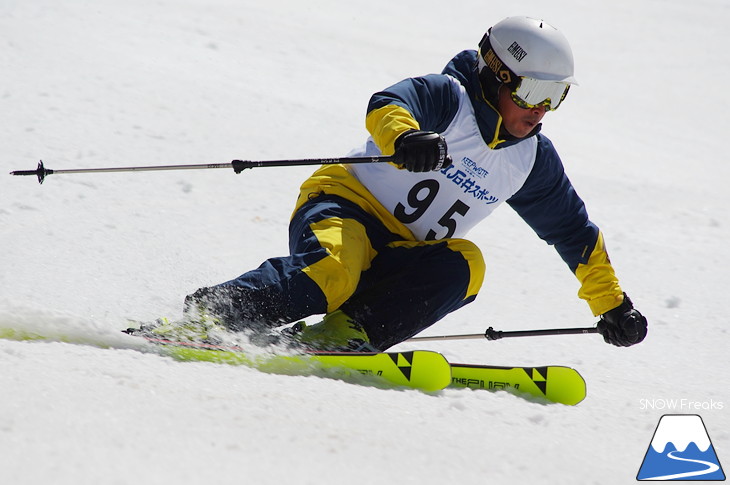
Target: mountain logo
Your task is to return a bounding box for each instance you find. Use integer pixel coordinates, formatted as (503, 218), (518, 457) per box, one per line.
(637, 414), (725, 481)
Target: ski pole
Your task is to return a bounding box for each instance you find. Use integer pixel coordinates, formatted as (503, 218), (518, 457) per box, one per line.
(407, 325), (599, 342)
(10, 156), (396, 184)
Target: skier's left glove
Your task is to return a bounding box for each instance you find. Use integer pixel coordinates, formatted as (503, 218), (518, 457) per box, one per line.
(597, 293), (647, 347)
(393, 130), (452, 172)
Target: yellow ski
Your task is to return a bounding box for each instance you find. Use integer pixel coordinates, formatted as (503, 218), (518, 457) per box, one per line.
(157, 341), (452, 392)
(450, 364), (586, 405)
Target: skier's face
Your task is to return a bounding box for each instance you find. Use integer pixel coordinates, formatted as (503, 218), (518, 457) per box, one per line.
(497, 85), (547, 139)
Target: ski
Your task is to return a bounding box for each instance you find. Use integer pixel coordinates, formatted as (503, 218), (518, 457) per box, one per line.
(449, 363), (586, 405)
(133, 335), (453, 392)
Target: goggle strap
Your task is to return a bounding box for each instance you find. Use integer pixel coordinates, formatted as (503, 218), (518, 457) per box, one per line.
(477, 35), (519, 86)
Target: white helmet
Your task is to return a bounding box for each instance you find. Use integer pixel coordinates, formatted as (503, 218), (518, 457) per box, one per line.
(477, 17), (577, 109)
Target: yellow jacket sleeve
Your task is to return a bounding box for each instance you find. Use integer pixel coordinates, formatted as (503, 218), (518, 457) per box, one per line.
(365, 104), (420, 155)
(574, 231), (625, 315)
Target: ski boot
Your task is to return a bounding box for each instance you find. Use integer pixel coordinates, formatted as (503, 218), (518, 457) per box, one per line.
(287, 310), (379, 352)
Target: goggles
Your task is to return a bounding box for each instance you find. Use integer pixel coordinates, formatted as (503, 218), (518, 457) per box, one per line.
(477, 33), (572, 111)
(510, 77), (570, 111)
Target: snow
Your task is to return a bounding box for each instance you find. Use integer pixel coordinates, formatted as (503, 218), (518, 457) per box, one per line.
(1, 0), (729, 483)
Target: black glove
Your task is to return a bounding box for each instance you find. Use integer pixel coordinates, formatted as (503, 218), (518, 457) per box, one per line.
(393, 130), (452, 172)
(597, 293), (648, 347)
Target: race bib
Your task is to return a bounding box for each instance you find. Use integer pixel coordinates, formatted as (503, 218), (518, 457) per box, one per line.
(349, 77), (537, 240)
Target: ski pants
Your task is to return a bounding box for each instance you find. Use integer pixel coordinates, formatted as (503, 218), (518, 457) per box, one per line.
(187, 194), (485, 350)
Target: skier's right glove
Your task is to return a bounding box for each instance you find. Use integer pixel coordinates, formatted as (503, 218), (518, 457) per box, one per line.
(597, 293), (648, 347)
(393, 130), (452, 172)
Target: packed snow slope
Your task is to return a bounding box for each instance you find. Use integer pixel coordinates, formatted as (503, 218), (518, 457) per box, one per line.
(2, 1), (728, 484)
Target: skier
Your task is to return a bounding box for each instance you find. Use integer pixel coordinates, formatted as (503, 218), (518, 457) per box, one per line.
(175, 16), (648, 351)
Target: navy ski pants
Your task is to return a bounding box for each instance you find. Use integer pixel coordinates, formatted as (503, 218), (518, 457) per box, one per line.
(187, 194), (485, 350)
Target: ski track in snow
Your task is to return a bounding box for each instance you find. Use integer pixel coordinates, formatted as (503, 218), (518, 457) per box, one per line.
(2, 1), (729, 484)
